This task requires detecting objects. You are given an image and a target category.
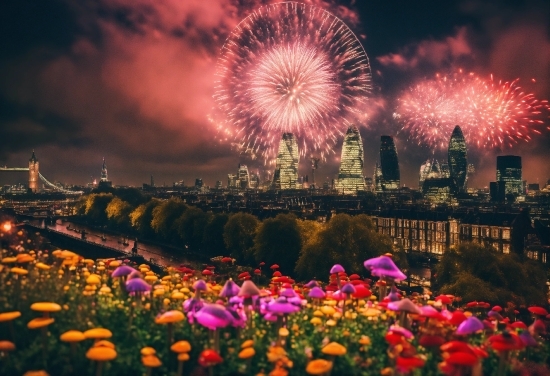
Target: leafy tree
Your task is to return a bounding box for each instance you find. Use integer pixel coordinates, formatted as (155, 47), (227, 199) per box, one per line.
(175, 206), (211, 251)
(105, 197), (133, 230)
(129, 199), (160, 238)
(223, 213), (259, 264)
(295, 214), (393, 280)
(84, 193), (113, 224)
(150, 198), (187, 242)
(253, 214), (301, 276)
(435, 242), (547, 305)
(203, 213), (229, 258)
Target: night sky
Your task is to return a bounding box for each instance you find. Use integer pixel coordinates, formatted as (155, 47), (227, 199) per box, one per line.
(0, 0), (549, 188)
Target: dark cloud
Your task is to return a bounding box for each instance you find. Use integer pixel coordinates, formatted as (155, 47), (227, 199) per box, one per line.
(0, 0), (548, 188)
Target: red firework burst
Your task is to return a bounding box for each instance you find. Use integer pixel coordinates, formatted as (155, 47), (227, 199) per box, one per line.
(395, 70), (550, 149)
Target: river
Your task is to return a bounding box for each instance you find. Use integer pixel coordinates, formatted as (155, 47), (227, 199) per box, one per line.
(30, 219), (190, 268)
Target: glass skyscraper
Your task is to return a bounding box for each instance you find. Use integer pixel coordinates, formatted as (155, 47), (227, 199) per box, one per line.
(336, 126), (365, 194)
(273, 133), (299, 190)
(448, 125), (468, 192)
(496, 155), (522, 196)
(379, 136), (400, 190)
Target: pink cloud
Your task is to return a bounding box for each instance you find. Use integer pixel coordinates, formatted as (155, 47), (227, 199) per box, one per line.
(376, 27), (472, 69)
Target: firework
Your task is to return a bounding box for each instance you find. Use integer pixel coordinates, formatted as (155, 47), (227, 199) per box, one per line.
(214, 2), (371, 163)
(395, 70), (550, 149)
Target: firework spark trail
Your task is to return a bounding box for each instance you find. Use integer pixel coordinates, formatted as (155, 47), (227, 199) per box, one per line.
(214, 2), (371, 163)
(395, 70), (550, 149)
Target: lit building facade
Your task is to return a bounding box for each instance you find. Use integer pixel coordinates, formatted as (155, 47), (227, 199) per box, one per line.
(374, 162), (383, 193)
(448, 125), (468, 192)
(496, 155), (522, 196)
(379, 136), (400, 190)
(422, 178), (454, 203)
(98, 157), (112, 188)
(100, 158), (108, 182)
(28, 150), (39, 193)
(272, 133), (299, 190)
(249, 172), (260, 189)
(336, 126), (365, 194)
(238, 164), (250, 189)
(372, 210), (514, 257)
(227, 174), (238, 189)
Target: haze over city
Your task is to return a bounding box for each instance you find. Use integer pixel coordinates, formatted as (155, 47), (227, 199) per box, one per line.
(1, 0), (549, 188)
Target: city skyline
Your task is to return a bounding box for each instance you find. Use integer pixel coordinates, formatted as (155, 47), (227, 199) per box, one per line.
(0, 1), (549, 187)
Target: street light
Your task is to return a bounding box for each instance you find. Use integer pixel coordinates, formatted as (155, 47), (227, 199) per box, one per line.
(2, 221), (12, 232)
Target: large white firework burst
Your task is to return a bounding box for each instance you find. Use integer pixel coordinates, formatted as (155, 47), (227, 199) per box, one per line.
(214, 1), (371, 163)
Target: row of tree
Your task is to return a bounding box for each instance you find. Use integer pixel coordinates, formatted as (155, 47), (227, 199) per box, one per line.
(76, 192), (394, 279)
(77, 190), (547, 305)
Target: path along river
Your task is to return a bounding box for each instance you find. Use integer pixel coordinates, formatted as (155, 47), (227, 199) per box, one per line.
(30, 219), (189, 268)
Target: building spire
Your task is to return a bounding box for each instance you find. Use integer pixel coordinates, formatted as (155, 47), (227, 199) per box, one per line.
(29, 149), (38, 163)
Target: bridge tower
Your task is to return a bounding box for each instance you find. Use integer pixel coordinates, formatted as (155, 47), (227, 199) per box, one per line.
(29, 150), (39, 192)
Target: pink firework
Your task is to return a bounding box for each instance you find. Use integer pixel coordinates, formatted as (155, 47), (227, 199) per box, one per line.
(395, 70), (550, 149)
(214, 2), (371, 163)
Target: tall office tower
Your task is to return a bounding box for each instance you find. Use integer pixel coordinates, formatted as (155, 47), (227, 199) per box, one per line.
(496, 155), (522, 196)
(336, 127), (365, 194)
(448, 125), (468, 192)
(272, 133), (299, 190)
(227, 174), (238, 188)
(238, 164), (250, 189)
(195, 178), (203, 189)
(28, 150), (39, 193)
(374, 162), (383, 193)
(419, 160), (432, 189)
(379, 136), (400, 190)
(249, 172), (260, 189)
(214, 181), (223, 189)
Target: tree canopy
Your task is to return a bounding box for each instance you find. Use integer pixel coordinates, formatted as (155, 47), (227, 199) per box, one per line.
(223, 212), (259, 264)
(295, 214), (393, 280)
(434, 242), (547, 305)
(253, 213), (302, 275)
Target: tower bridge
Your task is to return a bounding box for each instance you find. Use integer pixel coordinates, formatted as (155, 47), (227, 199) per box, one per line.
(0, 151), (83, 195)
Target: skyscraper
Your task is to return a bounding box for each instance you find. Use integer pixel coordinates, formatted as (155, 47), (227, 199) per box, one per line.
(379, 136), (400, 190)
(238, 164), (250, 189)
(336, 126), (365, 194)
(496, 156), (522, 196)
(28, 150), (39, 193)
(448, 125), (468, 192)
(272, 133), (299, 190)
(374, 162), (383, 193)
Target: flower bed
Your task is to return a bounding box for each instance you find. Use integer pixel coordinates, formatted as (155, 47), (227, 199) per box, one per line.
(0, 230), (549, 375)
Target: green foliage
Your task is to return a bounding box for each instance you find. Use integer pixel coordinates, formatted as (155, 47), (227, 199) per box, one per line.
(83, 193), (114, 224)
(295, 214), (393, 280)
(223, 212), (259, 264)
(175, 206), (211, 250)
(435, 242), (547, 305)
(105, 197), (133, 230)
(203, 213), (229, 257)
(253, 213), (301, 275)
(150, 198), (187, 241)
(129, 199), (160, 237)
